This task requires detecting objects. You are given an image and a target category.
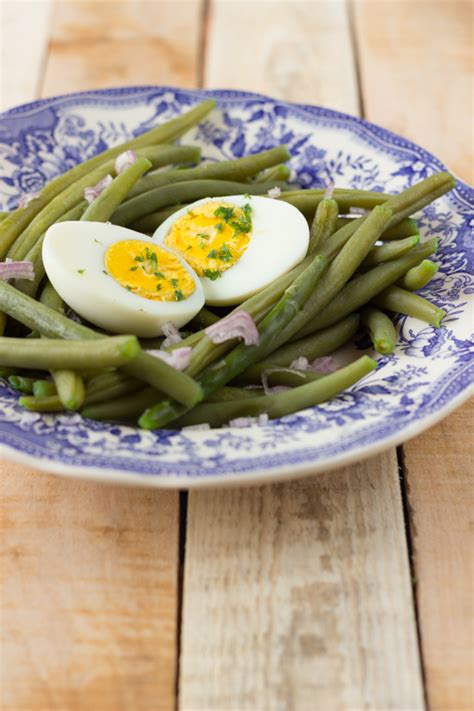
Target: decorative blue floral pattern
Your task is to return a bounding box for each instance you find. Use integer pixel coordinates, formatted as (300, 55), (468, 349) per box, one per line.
(0, 87), (472, 486)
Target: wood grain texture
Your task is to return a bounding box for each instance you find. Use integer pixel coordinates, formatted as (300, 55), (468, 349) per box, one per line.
(0, 462), (179, 711)
(403, 400), (474, 711)
(355, 2), (473, 708)
(180, 453), (424, 711)
(0, 0), (52, 111)
(179, 2), (424, 709)
(353, 0), (474, 184)
(42, 0), (203, 95)
(205, 0), (360, 112)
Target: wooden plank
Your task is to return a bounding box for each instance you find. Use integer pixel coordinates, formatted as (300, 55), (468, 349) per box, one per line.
(0, 462), (179, 711)
(41, 0), (203, 96)
(354, 2), (473, 708)
(0, 0), (52, 111)
(353, 0), (473, 184)
(0, 1), (204, 708)
(403, 401), (474, 711)
(179, 2), (424, 709)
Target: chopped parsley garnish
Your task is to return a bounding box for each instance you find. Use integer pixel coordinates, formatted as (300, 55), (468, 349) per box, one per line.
(199, 240), (207, 249)
(93, 238), (102, 244)
(77, 269), (85, 274)
(207, 249), (218, 259)
(230, 202), (252, 235)
(214, 205), (235, 222)
(126, 285), (133, 291)
(134, 255), (144, 262)
(203, 269), (222, 281)
(197, 232), (209, 239)
(215, 222), (224, 233)
(186, 245), (192, 250)
(174, 289), (184, 301)
(130, 266), (138, 271)
(154, 271), (165, 279)
(102, 270), (108, 276)
(149, 251), (157, 266)
(170, 278), (179, 287)
(156, 283), (162, 291)
(218, 244), (232, 262)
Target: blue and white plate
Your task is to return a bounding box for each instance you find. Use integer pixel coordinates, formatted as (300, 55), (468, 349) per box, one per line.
(0, 87), (472, 488)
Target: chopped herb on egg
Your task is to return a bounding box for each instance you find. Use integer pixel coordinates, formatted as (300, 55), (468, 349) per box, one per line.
(207, 249), (218, 259)
(203, 268), (222, 281)
(134, 255), (144, 262)
(170, 278), (179, 287)
(215, 222), (224, 233)
(197, 232), (209, 239)
(154, 270), (165, 279)
(156, 283), (162, 291)
(199, 240), (206, 249)
(231, 202), (252, 235)
(174, 289), (185, 301)
(213, 205), (235, 222)
(218, 244), (233, 262)
(93, 238), (102, 244)
(102, 270), (108, 275)
(77, 269), (85, 274)
(130, 266), (138, 271)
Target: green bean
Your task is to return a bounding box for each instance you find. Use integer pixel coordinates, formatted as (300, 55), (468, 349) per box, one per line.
(127, 146), (290, 198)
(361, 308), (397, 355)
(205, 386), (261, 402)
(378, 218), (419, 241)
(8, 375), (36, 393)
(189, 307), (220, 330)
(81, 157), (152, 222)
(33, 379), (57, 398)
(280, 190), (390, 217)
(84, 374), (141, 405)
(360, 235), (420, 270)
(0, 279), (203, 406)
(39, 281), (86, 410)
(234, 367), (325, 388)
(295, 238), (439, 337)
(0, 311), (6, 336)
(0, 334), (141, 370)
(397, 259), (439, 291)
(235, 314), (360, 384)
(0, 212), (8, 222)
(139, 254), (329, 428)
(130, 205), (186, 233)
(372, 286), (445, 327)
(19, 394), (65, 412)
(0, 366), (15, 378)
(82, 387), (161, 421)
(112, 179), (288, 226)
(174, 356), (377, 428)
(0, 99), (215, 256)
(7, 145), (202, 262)
(254, 164), (291, 183)
(309, 196), (339, 254)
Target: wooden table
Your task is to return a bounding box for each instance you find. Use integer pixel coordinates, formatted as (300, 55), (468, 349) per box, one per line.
(1, 2), (472, 709)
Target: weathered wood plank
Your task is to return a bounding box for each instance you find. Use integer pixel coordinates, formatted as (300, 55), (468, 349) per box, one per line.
(179, 2), (424, 709)
(0, 463), (179, 711)
(403, 401), (473, 711)
(41, 0), (203, 95)
(354, 2), (473, 708)
(0, 0), (52, 111)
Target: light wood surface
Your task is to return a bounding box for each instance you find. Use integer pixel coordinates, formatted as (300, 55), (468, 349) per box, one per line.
(1, 1), (472, 710)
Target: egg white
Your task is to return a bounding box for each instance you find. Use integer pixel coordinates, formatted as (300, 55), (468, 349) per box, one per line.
(154, 195), (310, 306)
(42, 221), (205, 337)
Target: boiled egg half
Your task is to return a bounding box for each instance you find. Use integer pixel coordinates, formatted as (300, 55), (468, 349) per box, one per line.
(42, 221), (205, 337)
(154, 195), (309, 306)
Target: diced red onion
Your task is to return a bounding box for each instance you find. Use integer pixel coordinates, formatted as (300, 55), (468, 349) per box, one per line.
(205, 311), (259, 346)
(84, 175), (113, 204)
(324, 181), (335, 200)
(0, 260), (35, 281)
(18, 192), (40, 209)
(147, 346), (192, 371)
(267, 186), (282, 198)
(228, 413), (269, 428)
(350, 206), (368, 215)
(161, 321), (182, 349)
(261, 366), (305, 395)
(289, 356), (337, 374)
(115, 150), (138, 175)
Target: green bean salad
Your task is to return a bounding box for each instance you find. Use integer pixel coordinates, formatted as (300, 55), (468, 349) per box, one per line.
(0, 100), (454, 429)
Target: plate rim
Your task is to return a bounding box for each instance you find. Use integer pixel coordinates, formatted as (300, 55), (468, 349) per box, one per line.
(0, 84), (472, 488)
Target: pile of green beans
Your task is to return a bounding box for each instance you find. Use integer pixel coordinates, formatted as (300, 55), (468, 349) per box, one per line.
(0, 98), (455, 429)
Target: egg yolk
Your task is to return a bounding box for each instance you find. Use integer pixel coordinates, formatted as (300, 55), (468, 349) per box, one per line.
(164, 200), (252, 280)
(104, 240), (195, 302)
